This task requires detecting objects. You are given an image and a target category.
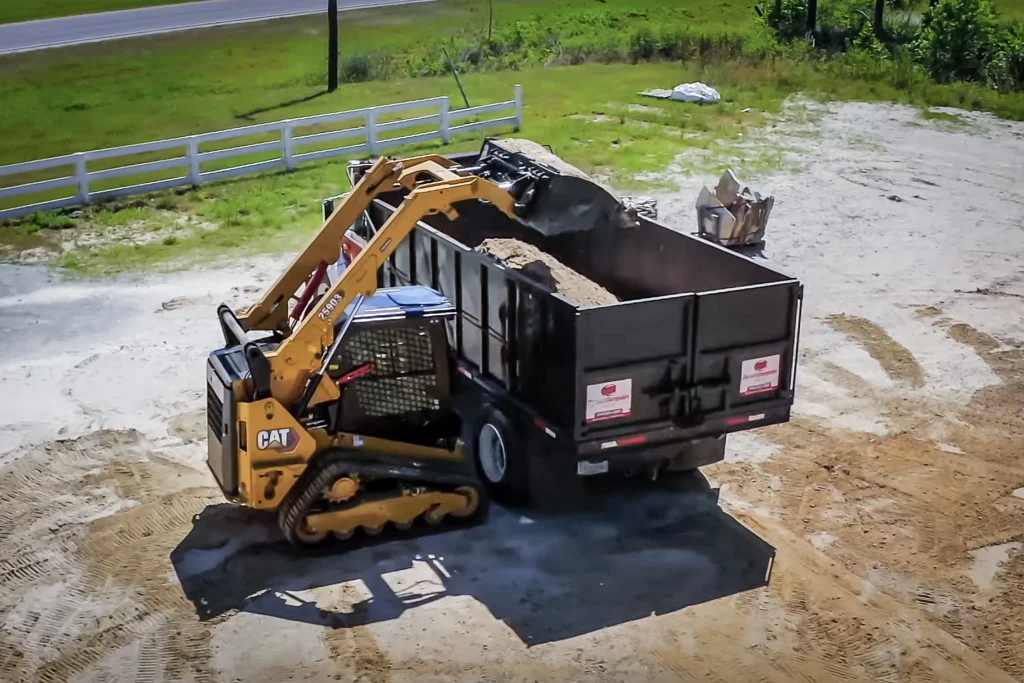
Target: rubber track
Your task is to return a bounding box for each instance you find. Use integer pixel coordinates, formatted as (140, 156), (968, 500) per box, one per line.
(277, 448), (489, 547)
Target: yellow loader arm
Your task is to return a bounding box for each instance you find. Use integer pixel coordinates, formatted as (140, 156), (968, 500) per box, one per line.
(232, 154), (522, 413)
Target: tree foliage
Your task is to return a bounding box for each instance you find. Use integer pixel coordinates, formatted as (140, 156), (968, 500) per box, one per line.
(911, 0), (1001, 82)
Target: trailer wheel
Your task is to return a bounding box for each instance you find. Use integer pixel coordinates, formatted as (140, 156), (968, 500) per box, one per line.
(473, 410), (528, 503)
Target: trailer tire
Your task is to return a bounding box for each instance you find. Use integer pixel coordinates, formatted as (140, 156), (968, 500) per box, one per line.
(472, 410), (528, 503)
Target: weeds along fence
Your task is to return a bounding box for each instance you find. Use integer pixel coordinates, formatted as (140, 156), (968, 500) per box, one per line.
(0, 85), (523, 221)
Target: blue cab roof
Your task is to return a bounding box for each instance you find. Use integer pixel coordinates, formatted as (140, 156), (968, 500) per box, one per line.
(344, 286), (454, 322)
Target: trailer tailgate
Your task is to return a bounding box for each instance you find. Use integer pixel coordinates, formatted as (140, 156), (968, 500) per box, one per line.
(574, 279), (801, 441)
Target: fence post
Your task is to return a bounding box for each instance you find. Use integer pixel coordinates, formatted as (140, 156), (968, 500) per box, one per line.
(514, 84), (524, 132)
(187, 137), (201, 186)
(283, 123), (296, 170)
(75, 152), (89, 204)
(367, 110), (379, 154)
(440, 98), (451, 144)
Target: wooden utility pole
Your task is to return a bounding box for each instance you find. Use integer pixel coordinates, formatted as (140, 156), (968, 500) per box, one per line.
(873, 0), (885, 38)
(328, 0), (339, 92)
(488, 0), (494, 41)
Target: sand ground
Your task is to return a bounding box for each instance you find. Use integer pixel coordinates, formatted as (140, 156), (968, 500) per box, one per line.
(0, 99), (1022, 682)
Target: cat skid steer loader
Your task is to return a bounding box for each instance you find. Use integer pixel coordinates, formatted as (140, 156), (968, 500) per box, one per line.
(204, 143), (632, 547)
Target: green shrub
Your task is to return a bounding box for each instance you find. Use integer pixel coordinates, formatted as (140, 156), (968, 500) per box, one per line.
(912, 0), (1001, 83)
(656, 27), (687, 59)
(629, 26), (658, 62)
(851, 22), (890, 60)
(818, 0), (873, 35)
(340, 54), (374, 83)
(30, 210), (75, 230)
(766, 0), (811, 38)
(987, 21), (1024, 91)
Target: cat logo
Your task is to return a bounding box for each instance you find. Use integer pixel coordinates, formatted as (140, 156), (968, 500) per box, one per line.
(256, 428), (298, 452)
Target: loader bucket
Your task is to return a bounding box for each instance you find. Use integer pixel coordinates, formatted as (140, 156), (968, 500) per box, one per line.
(513, 173), (638, 238)
(477, 138), (639, 238)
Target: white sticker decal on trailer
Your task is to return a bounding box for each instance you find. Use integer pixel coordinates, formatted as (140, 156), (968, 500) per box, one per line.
(585, 379), (633, 423)
(740, 354), (781, 396)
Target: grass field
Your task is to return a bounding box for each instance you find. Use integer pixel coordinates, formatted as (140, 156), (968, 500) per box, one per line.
(3, 0), (1022, 169)
(0, 0), (203, 24)
(2, 0), (1024, 273)
(0, 0), (765, 167)
(0, 60), (794, 273)
(994, 0), (1024, 18)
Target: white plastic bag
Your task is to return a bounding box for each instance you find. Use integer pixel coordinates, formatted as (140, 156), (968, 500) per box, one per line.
(670, 82), (721, 104)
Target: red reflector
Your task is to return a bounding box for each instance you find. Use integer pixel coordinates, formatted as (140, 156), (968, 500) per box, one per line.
(618, 435), (648, 447)
(533, 417), (557, 438)
(727, 413), (766, 426)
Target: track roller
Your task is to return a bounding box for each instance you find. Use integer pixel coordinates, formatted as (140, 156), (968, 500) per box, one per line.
(424, 507), (445, 526)
(294, 521), (328, 545)
(277, 447), (489, 548)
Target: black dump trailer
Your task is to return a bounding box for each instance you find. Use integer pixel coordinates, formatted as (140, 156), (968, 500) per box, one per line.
(345, 149), (803, 507)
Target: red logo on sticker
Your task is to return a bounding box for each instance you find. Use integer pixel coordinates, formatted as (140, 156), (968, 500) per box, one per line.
(754, 360), (768, 371)
(601, 384), (616, 396)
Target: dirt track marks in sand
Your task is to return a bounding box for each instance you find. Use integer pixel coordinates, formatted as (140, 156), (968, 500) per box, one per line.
(712, 314), (1024, 679)
(0, 428), (221, 683)
(826, 313), (926, 387)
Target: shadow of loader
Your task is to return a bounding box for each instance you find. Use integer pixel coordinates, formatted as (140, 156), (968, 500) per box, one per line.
(170, 472), (775, 646)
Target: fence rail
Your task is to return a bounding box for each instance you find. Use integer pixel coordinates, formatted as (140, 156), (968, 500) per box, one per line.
(0, 84), (524, 221)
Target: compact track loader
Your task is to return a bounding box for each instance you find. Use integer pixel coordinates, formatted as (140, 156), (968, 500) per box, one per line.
(205, 142), (632, 546)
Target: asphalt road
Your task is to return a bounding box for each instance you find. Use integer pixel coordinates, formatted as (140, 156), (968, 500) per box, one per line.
(0, 0), (434, 55)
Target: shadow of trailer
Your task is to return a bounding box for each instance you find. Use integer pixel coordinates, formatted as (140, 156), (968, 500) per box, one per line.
(172, 472), (775, 646)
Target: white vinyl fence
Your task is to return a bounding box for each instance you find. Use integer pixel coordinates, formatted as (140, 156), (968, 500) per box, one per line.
(0, 85), (523, 221)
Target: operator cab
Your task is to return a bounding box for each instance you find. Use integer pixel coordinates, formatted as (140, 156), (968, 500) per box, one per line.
(206, 286), (457, 499)
(321, 286), (458, 444)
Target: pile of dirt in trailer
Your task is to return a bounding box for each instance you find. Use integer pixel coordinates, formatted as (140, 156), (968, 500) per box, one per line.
(476, 238), (619, 307)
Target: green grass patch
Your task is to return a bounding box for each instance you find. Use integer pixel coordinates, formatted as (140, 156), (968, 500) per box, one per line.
(0, 0), (760, 166)
(0, 0), (203, 24)
(5, 61), (790, 274)
(3, 0), (1024, 274)
(4, 52), (1024, 273)
(921, 108), (967, 122)
(993, 0), (1024, 19)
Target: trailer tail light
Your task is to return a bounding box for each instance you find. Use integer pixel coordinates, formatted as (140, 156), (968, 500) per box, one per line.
(533, 417), (557, 439)
(726, 413), (766, 426)
(600, 434), (649, 450)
